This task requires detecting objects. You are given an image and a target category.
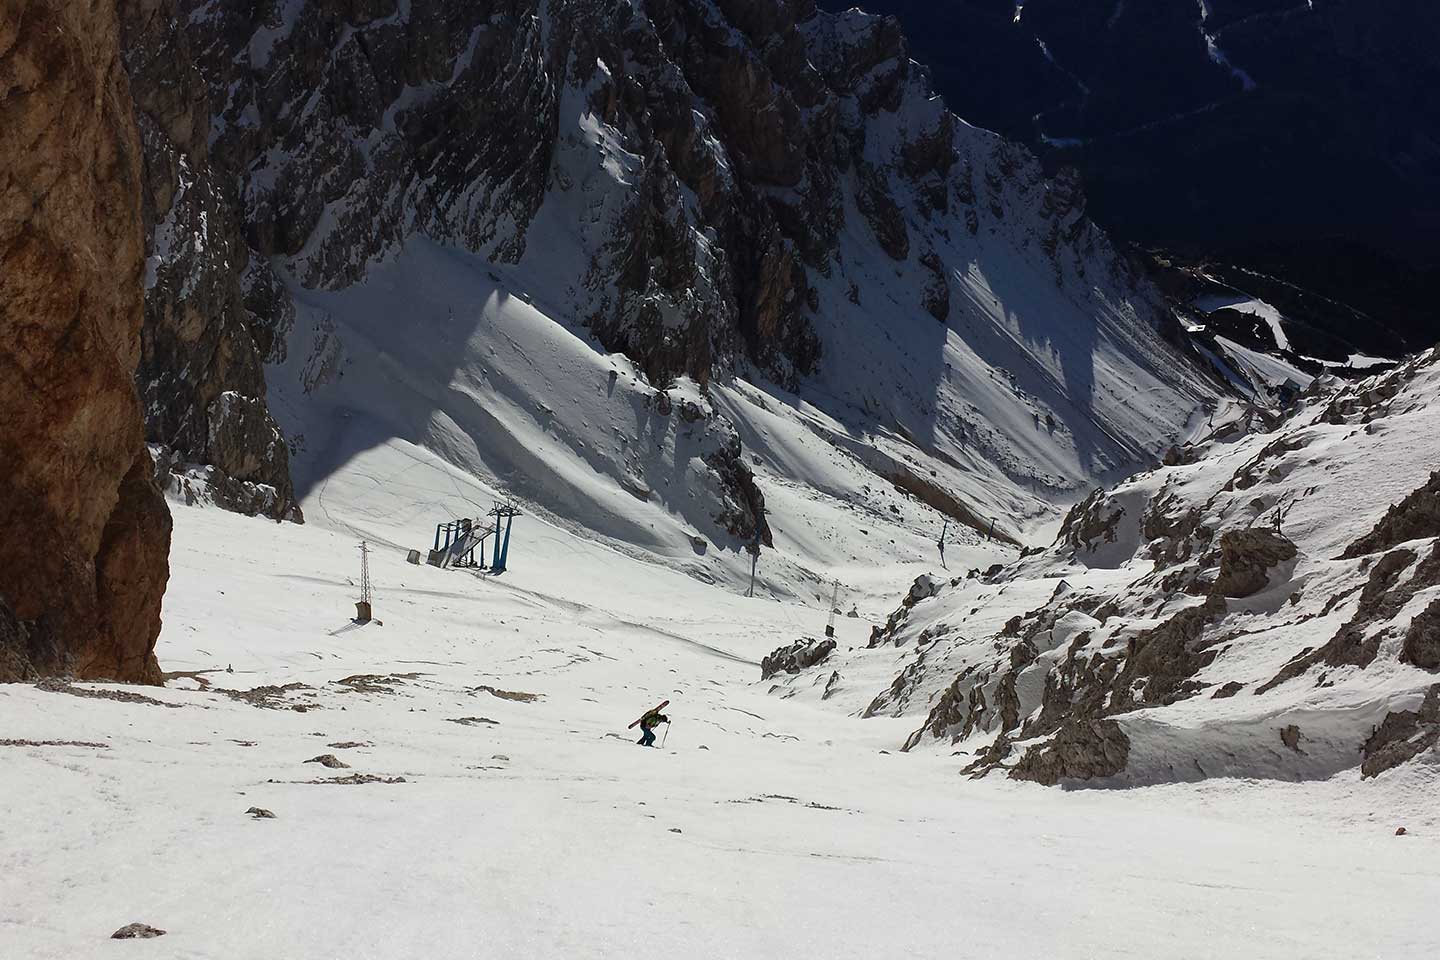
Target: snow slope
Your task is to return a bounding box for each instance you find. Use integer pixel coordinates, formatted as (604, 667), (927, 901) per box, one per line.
(265, 168), (1212, 603)
(819, 347), (1440, 788)
(2, 487), (1437, 958)
(262, 116), (1217, 604)
(267, 238), (1010, 608)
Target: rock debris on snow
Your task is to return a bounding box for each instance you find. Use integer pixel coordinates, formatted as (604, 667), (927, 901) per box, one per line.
(470, 686), (541, 702)
(111, 923), (166, 940)
(303, 754), (350, 769)
(34, 680), (180, 709)
(305, 775), (407, 786)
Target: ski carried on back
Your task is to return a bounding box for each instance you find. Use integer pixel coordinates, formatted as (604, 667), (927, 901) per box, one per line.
(628, 699), (670, 729)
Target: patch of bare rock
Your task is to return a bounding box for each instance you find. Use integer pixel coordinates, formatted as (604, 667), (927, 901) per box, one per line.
(761, 637), (837, 681)
(304, 754), (350, 769)
(112, 923), (165, 939)
(1009, 719), (1131, 786)
(34, 678), (180, 708)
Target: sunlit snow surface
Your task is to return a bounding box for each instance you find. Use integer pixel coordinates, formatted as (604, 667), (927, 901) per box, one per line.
(2, 492), (1436, 958)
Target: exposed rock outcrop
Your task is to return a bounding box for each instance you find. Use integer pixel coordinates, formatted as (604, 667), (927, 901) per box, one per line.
(1344, 471), (1440, 558)
(1213, 529), (1297, 598)
(1402, 599), (1440, 671)
(906, 574), (942, 604)
(761, 637), (837, 681)
(1057, 488), (1125, 553)
(880, 458), (1017, 546)
(918, 249), (950, 322)
(876, 347), (1440, 785)
(150, 445), (299, 519)
(119, 0), (295, 518)
(868, 574), (944, 647)
(1142, 494), (1211, 568)
(1361, 685), (1440, 779)
(0, 599), (40, 684)
(1, 0), (172, 683)
(1260, 543), (1440, 693)
(705, 436), (774, 548)
(1009, 719), (1130, 786)
(1110, 594), (1227, 711)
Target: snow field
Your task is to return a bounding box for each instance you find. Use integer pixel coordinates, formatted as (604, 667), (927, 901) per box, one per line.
(3, 496), (1438, 958)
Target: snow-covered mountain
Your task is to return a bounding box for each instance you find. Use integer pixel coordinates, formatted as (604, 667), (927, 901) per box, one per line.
(823, 0), (1440, 354)
(115, 0), (1440, 790)
(8, 5), (1440, 951)
(781, 346), (1440, 785)
(123, 0), (1219, 596)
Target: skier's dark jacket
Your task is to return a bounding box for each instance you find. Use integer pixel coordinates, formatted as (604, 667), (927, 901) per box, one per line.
(640, 709), (669, 731)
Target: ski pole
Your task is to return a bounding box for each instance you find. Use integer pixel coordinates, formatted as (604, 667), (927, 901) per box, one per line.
(661, 723), (670, 749)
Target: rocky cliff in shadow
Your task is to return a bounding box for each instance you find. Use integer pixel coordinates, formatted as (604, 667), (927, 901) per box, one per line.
(121, 0), (299, 520)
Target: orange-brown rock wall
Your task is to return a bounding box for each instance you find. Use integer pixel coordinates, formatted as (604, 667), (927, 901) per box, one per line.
(1, 0), (171, 683)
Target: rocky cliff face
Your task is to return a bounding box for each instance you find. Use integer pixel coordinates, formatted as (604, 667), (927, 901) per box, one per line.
(141, 0), (1184, 388)
(120, 0), (298, 520)
(1, 0), (172, 683)
(152, 0), (840, 388)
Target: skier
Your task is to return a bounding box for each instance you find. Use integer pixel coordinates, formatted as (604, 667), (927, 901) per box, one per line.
(937, 519), (949, 569)
(629, 700), (670, 747)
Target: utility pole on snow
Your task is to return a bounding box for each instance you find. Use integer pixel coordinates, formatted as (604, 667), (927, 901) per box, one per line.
(824, 580), (841, 639)
(355, 541), (373, 623)
(746, 532), (761, 598)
